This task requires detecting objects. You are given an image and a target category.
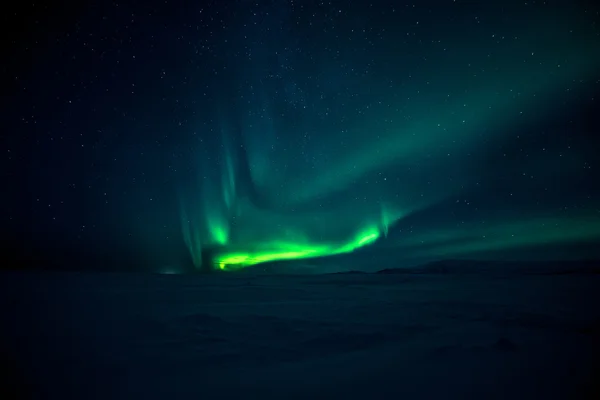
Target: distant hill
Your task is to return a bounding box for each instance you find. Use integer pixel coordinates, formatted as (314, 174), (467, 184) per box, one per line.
(376, 259), (600, 276)
(330, 270), (367, 275)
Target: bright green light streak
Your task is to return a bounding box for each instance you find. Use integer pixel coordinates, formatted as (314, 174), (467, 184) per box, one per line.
(216, 226), (381, 270)
(358, 233), (378, 246)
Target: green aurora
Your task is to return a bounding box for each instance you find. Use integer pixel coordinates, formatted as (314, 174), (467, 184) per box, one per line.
(215, 226), (380, 271)
(179, 2), (600, 271)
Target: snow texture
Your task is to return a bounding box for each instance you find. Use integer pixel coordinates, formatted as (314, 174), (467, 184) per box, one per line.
(1, 266), (599, 399)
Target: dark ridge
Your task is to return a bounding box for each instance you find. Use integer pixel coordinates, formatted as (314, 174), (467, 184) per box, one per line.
(329, 270), (367, 275)
(376, 268), (416, 275)
(377, 259), (600, 275)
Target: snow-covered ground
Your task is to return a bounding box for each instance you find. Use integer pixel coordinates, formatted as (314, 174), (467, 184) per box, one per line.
(1, 269), (598, 399)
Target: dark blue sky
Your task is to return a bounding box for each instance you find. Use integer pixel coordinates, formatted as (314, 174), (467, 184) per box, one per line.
(3, 0), (600, 272)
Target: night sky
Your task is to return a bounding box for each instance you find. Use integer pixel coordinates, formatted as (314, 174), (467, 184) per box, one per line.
(3, 0), (600, 273)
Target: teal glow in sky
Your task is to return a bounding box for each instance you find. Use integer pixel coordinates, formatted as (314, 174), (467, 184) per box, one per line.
(178, 1), (600, 271)
(7, 0), (600, 273)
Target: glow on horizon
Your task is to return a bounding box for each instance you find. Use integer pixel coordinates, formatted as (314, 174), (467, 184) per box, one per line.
(216, 226), (382, 270)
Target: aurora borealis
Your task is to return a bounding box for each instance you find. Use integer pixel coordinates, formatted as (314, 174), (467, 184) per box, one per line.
(176, 1), (600, 271)
(4, 0), (600, 272)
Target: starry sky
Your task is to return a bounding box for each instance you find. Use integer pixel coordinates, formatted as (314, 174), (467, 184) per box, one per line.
(3, 0), (600, 272)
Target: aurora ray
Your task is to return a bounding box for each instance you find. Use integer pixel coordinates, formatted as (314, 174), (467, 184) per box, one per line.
(178, 1), (600, 272)
(6, 0), (600, 276)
